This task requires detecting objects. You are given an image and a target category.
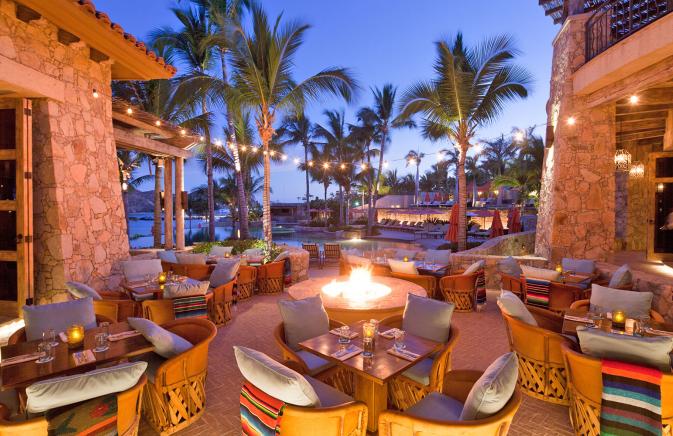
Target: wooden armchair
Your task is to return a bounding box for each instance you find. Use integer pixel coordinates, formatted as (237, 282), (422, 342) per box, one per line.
(8, 314), (113, 345)
(569, 299), (665, 323)
(561, 342), (673, 436)
(274, 320), (354, 395)
(380, 314), (460, 411)
(161, 261), (213, 281)
(390, 272), (437, 299)
(500, 273), (524, 301)
(0, 374), (146, 436)
(522, 276), (582, 314)
(500, 309), (572, 405)
(211, 279), (235, 326)
(141, 294), (214, 325)
(378, 370), (522, 436)
(236, 265), (257, 301)
(93, 290), (138, 322)
(324, 243), (341, 265)
(439, 272), (479, 312)
(257, 261), (285, 294)
(142, 318), (217, 435)
(302, 243), (323, 269)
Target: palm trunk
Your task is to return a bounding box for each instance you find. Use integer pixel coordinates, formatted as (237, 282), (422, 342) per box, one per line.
(366, 143), (374, 234)
(415, 164), (420, 206)
(153, 163), (162, 248)
(338, 186), (344, 226)
(201, 99), (215, 242)
(260, 121), (273, 244)
(304, 143), (310, 221)
(323, 184), (328, 223)
(457, 146), (467, 251)
(220, 49), (249, 239)
(122, 191), (130, 232)
(369, 133), (386, 235)
(345, 189), (350, 225)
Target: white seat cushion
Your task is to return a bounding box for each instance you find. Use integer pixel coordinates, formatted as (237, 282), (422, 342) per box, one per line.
(497, 290), (537, 326)
(210, 259), (240, 288)
(65, 281), (102, 301)
(234, 346), (320, 407)
(460, 352), (519, 420)
(589, 284), (653, 319)
(562, 258), (595, 275)
(403, 293), (454, 343)
(521, 264), (561, 282)
(425, 249), (450, 265)
(296, 350), (335, 376)
(157, 250), (178, 264)
(608, 264), (632, 289)
(175, 253), (207, 265)
(163, 280), (210, 298)
(463, 260), (485, 275)
(305, 376), (354, 408)
(26, 362), (147, 413)
(388, 259), (418, 275)
(128, 317), (193, 359)
(406, 391), (463, 421)
(401, 357), (434, 386)
(122, 259), (163, 282)
(210, 246), (233, 257)
(278, 295), (329, 351)
(23, 298), (97, 342)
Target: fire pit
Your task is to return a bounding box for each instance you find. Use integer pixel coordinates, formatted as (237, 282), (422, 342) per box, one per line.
(287, 270), (427, 324)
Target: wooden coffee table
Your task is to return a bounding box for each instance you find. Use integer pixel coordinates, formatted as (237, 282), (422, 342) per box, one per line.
(299, 321), (441, 432)
(0, 322), (153, 390)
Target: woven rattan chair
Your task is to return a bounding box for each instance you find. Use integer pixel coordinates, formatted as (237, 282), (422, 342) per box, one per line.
(323, 243), (341, 265)
(236, 265), (257, 300)
(569, 299), (665, 323)
(378, 370), (522, 436)
(274, 320), (354, 395)
(302, 243), (323, 269)
(142, 318), (217, 435)
(380, 314), (460, 411)
(522, 276), (583, 314)
(390, 272), (438, 299)
(211, 279), (235, 326)
(257, 261), (285, 294)
(500, 306), (572, 405)
(561, 342), (673, 435)
(500, 273), (524, 301)
(161, 262), (213, 281)
(0, 374), (146, 436)
(439, 272), (479, 312)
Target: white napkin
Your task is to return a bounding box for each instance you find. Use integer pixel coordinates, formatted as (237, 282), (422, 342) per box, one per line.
(330, 345), (362, 361)
(329, 329), (359, 339)
(387, 347), (420, 361)
(379, 328), (401, 339)
(0, 352), (43, 367)
(108, 330), (142, 342)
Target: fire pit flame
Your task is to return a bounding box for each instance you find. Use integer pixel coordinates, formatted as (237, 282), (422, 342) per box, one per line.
(321, 268), (392, 302)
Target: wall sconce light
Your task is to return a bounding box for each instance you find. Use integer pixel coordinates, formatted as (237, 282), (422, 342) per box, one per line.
(629, 162), (644, 178)
(657, 183), (665, 193)
(614, 149), (631, 172)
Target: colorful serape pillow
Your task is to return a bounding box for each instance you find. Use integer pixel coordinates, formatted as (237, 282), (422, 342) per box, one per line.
(48, 394), (117, 436)
(241, 382), (285, 436)
(173, 295), (208, 320)
(475, 270), (487, 306)
(525, 277), (551, 308)
(600, 359), (662, 436)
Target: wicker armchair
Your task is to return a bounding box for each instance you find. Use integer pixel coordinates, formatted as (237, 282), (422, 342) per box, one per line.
(522, 277), (583, 314)
(142, 318), (217, 435)
(500, 273), (524, 301)
(390, 272), (437, 299)
(378, 370), (522, 436)
(324, 243), (341, 265)
(439, 272), (479, 312)
(274, 320), (354, 395)
(569, 299), (665, 323)
(500, 307), (572, 405)
(236, 265), (257, 301)
(161, 261), (213, 281)
(210, 279), (235, 325)
(380, 314), (460, 411)
(257, 261), (285, 294)
(8, 314), (113, 345)
(302, 243), (323, 269)
(0, 374), (146, 436)
(561, 342), (673, 435)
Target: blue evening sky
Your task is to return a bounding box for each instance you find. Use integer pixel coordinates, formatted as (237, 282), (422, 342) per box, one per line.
(95, 0), (559, 202)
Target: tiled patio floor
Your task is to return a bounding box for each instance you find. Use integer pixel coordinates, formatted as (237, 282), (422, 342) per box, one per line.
(140, 267), (573, 435)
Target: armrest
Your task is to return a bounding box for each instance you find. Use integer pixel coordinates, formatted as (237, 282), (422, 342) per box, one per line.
(569, 299), (589, 311)
(378, 314), (402, 329)
(283, 360), (307, 374)
(528, 306), (564, 333)
(99, 290), (129, 300)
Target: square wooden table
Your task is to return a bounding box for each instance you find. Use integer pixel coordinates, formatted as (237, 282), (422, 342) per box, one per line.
(299, 321), (442, 432)
(562, 308), (673, 337)
(1, 322), (153, 390)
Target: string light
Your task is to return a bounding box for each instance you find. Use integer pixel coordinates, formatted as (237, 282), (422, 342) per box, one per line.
(436, 153), (444, 162)
(199, 136), (205, 142)
(240, 145), (247, 152)
(308, 161), (314, 167)
(155, 120), (162, 127)
(629, 95), (639, 105)
(251, 147), (258, 153)
(281, 154), (288, 161)
(269, 150), (276, 157)
(513, 130), (525, 142)
(473, 143), (484, 154)
(361, 163), (367, 170)
(180, 129), (187, 136)
(566, 116), (576, 126)
(383, 161), (389, 168)
(92, 89), (99, 98)
(126, 107), (133, 115)
(293, 158), (300, 164)
(263, 150), (268, 155)
(322, 162), (329, 169)
(214, 139), (223, 147)
(340, 163), (346, 170)
(408, 158), (417, 166)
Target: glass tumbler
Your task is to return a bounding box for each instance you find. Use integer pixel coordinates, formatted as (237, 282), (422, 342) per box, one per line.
(362, 337), (374, 357)
(338, 326), (351, 345)
(44, 329), (59, 347)
(37, 341), (54, 364)
(394, 330), (406, 351)
(94, 333), (109, 353)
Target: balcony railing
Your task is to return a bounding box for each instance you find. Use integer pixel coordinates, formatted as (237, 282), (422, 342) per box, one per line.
(586, 0), (673, 61)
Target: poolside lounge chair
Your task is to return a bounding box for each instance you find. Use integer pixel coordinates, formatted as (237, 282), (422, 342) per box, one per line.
(302, 243), (323, 269)
(323, 243), (341, 265)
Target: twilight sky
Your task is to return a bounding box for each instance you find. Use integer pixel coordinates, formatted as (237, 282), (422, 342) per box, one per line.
(95, 0), (559, 203)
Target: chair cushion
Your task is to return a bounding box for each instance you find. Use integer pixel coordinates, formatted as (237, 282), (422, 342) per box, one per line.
(278, 295), (329, 351)
(210, 245), (233, 257)
(395, 249), (419, 260)
(577, 326), (673, 372)
(403, 293), (454, 343)
(497, 290), (537, 326)
(163, 280), (210, 299)
(401, 357), (434, 386)
(498, 256), (523, 278)
(175, 253), (207, 265)
(65, 281), (102, 301)
(157, 250), (178, 264)
(26, 361), (147, 413)
(210, 259), (240, 288)
(589, 284), (653, 319)
(135, 352), (166, 383)
(121, 259), (163, 282)
(608, 264), (632, 289)
(127, 317), (193, 359)
(424, 249), (451, 265)
(463, 260), (485, 275)
(23, 298), (97, 342)
(521, 265), (561, 282)
(48, 394), (118, 435)
(406, 391), (463, 422)
(296, 350), (335, 376)
(562, 258), (595, 275)
(387, 259), (419, 275)
(460, 352), (519, 420)
(234, 346), (320, 407)
(243, 248), (264, 257)
(305, 376), (354, 408)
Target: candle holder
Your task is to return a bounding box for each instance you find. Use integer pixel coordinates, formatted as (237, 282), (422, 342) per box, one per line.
(555, 263), (563, 273)
(612, 310), (626, 330)
(158, 272), (167, 285)
(403, 256), (409, 262)
(66, 324), (85, 349)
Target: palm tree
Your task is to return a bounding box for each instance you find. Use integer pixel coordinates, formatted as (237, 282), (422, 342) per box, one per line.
(116, 150), (153, 230)
(229, 5), (357, 242)
(308, 144), (333, 223)
(481, 135), (518, 178)
(405, 149), (426, 205)
(439, 147), (460, 201)
(277, 113), (314, 222)
(349, 114), (379, 223)
(465, 155), (483, 204)
(493, 128), (544, 205)
(399, 33), (532, 250)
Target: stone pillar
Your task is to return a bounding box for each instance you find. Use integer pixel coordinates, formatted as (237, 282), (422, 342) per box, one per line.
(175, 157), (185, 250)
(163, 158), (173, 250)
(535, 13), (617, 262)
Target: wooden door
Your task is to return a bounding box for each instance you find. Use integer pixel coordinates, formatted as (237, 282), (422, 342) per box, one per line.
(647, 151), (673, 262)
(0, 99), (33, 317)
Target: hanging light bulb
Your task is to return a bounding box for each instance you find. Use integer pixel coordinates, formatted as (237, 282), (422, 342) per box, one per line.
(473, 143), (484, 154)
(383, 161), (389, 168)
(199, 136), (205, 142)
(240, 145), (247, 152)
(92, 89), (99, 98)
(567, 116), (576, 126)
(155, 120), (162, 127)
(513, 130), (525, 142)
(293, 158), (300, 164)
(180, 128), (187, 136)
(437, 153), (444, 162)
(251, 147), (258, 153)
(340, 163), (346, 170)
(281, 154), (288, 161)
(629, 161), (644, 178)
(270, 150), (276, 156)
(126, 107), (133, 115)
(629, 95), (639, 105)
(121, 182), (128, 191)
(308, 161), (314, 167)
(214, 139), (223, 147)
(361, 163), (367, 170)
(408, 158), (416, 166)
(323, 162), (329, 169)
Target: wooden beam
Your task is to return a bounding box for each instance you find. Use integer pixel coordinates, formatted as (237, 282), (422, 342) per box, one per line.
(615, 104), (673, 115)
(57, 28), (80, 45)
(615, 112), (668, 123)
(163, 159), (173, 250)
(15, 4), (40, 23)
(616, 136), (663, 146)
(112, 112), (173, 138)
(616, 129), (665, 141)
(175, 157), (185, 250)
(545, 5), (563, 15)
(89, 47), (109, 63)
(114, 127), (192, 159)
(617, 119), (666, 133)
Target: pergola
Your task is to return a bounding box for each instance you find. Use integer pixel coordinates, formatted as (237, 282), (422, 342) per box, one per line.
(112, 98), (197, 250)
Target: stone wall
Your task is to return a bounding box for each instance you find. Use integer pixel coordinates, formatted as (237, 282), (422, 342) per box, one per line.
(462, 231), (536, 256)
(0, 1), (129, 302)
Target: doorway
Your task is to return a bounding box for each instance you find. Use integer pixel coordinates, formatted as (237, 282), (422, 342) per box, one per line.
(648, 151), (673, 262)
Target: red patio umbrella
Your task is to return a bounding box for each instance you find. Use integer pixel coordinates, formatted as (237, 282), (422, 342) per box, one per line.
(509, 207), (522, 233)
(445, 203), (459, 242)
(489, 210), (504, 238)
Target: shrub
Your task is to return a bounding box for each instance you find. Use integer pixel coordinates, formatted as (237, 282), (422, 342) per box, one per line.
(192, 238), (284, 264)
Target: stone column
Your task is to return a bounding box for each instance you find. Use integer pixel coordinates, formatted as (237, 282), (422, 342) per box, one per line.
(163, 158), (173, 250)
(175, 157), (185, 250)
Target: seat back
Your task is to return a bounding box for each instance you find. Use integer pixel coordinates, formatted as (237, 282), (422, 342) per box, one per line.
(324, 243), (341, 260)
(302, 243), (320, 259)
(390, 272), (436, 298)
(500, 273), (523, 297)
(156, 319), (217, 386)
(522, 276), (581, 313)
(257, 261), (285, 294)
(166, 263), (213, 281)
(237, 265), (257, 299)
(142, 300), (175, 325)
(122, 259), (162, 282)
